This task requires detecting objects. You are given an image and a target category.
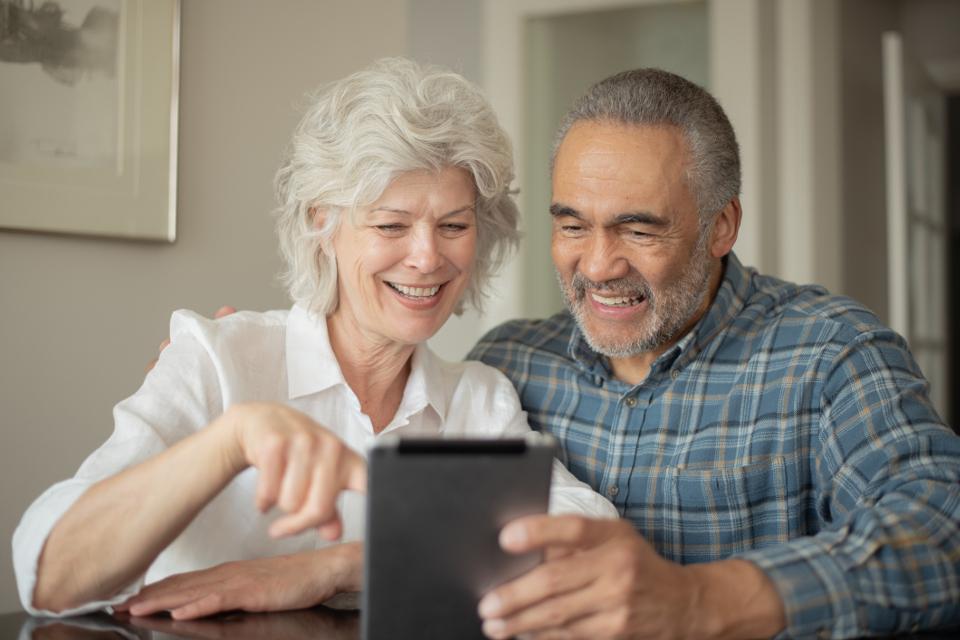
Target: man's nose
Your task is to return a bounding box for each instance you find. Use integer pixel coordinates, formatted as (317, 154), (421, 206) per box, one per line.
(579, 232), (629, 282)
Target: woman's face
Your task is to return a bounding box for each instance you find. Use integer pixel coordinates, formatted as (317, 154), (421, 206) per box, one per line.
(330, 166), (478, 346)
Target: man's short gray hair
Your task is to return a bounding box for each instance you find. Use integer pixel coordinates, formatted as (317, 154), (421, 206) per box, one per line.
(275, 57), (520, 316)
(553, 68), (740, 220)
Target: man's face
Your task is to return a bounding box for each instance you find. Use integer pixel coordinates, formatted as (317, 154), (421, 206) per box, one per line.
(551, 121), (714, 358)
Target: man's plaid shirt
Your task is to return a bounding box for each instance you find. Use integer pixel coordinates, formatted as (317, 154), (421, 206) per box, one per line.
(468, 253), (960, 639)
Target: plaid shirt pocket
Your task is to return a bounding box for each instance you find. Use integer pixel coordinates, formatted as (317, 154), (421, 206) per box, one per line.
(668, 457), (791, 563)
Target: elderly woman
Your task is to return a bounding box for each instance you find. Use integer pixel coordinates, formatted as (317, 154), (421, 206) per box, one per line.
(13, 58), (615, 619)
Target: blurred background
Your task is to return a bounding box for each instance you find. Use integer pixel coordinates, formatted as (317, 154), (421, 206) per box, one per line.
(1, 0), (958, 613)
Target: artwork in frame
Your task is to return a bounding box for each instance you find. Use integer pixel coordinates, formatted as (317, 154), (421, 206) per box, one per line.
(0, 0), (179, 241)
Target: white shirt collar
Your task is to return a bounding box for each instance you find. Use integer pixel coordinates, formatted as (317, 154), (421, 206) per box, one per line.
(285, 304), (448, 422)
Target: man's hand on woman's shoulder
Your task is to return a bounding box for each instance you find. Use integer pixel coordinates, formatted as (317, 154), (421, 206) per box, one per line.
(146, 305), (236, 373)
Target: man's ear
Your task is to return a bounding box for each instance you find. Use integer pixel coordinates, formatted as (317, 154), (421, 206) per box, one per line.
(709, 197), (741, 258)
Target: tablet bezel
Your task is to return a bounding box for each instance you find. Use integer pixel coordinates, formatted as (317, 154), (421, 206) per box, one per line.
(361, 433), (555, 640)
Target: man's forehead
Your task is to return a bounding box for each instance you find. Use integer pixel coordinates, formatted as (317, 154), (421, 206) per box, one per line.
(556, 120), (689, 161)
(551, 120), (695, 219)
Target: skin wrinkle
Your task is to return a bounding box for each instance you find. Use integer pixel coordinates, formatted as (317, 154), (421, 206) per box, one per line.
(325, 166), (477, 430)
(551, 122), (718, 371)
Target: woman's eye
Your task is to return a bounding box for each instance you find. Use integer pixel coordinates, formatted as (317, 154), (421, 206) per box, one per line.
(375, 224), (406, 233)
(441, 224), (469, 233)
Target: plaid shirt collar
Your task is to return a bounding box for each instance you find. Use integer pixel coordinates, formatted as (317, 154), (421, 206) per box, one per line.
(567, 252), (753, 383)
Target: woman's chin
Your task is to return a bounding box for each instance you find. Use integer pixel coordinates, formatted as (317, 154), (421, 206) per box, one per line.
(389, 319), (448, 345)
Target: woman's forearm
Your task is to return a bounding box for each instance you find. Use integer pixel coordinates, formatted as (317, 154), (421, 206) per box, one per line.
(33, 411), (244, 612)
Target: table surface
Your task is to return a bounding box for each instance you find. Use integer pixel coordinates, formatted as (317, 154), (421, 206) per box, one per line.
(0, 608), (360, 639)
(2, 609), (959, 639)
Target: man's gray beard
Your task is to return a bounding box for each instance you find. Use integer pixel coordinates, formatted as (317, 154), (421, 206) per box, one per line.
(558, 235), (713, 359)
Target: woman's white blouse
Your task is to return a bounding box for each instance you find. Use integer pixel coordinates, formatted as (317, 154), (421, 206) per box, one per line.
(13, 305), (617, 616)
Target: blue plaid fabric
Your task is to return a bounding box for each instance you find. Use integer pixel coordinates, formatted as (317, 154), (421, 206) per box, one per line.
(468, 253), (960, 639)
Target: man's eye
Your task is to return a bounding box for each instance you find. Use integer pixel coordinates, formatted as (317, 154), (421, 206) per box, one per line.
(375, 224), (406, 233)
(561, 225), (583, 233)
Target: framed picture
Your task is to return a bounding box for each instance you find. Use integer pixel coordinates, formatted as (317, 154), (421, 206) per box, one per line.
(0, 0), (180, 241)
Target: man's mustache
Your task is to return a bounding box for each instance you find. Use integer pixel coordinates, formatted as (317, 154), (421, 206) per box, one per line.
(569, 272), (653, 302)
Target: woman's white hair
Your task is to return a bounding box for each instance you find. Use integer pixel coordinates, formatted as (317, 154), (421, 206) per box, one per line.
(274, 57), (520, 316)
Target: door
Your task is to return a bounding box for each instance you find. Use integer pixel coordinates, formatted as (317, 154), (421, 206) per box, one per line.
(883, 31), (949, 419)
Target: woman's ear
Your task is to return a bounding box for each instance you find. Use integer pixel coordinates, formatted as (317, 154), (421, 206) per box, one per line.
(309, 206), (327, 230)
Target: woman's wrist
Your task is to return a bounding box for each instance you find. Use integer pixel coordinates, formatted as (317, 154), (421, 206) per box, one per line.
(328, 542), (363, 592)
(210, 403), (252, 477)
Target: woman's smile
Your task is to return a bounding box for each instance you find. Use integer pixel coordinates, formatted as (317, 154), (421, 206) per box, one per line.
(329, 166), (478, 347)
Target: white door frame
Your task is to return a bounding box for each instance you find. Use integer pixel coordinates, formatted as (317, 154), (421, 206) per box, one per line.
(481, 0), (843, 326)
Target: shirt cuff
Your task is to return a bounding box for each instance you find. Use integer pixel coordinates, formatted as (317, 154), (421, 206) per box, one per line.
(737, 530), (859, 639)
(12, 480), (144, 617)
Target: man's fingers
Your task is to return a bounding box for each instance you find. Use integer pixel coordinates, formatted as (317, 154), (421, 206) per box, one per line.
(500, 515), (616, 554)
(213, 306), (237, 319)
(482, 586), (608, 640)
(145, 338), (172, 373)
(523, 610), (619, 640)
(544, 546), (575, 562)
(479, 553), (597, 621)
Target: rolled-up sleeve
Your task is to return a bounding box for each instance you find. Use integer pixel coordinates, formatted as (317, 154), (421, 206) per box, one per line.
(12, 311), (223, 616)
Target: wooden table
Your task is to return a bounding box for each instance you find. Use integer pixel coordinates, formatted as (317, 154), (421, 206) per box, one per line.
(0, 607), (359, 639)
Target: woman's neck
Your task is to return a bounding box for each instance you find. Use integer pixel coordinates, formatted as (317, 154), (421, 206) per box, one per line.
(326, 310), (414, 432)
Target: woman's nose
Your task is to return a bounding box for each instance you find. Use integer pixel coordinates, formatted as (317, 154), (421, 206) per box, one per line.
(405, 231), (443, 273)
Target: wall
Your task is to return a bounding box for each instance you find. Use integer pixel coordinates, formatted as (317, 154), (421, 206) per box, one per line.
(0, 0), (406, 613)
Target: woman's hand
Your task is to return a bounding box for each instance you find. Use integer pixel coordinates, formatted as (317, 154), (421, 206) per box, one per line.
(115, 543), (362, 620)
(122, 607), (360, 640)
(222, 403), (367, 540)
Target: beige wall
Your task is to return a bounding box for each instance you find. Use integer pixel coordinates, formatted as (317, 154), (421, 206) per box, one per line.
(0, 0), (406, 614)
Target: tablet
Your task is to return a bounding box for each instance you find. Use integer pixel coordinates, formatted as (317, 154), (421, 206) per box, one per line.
(361, 433), (555, 640)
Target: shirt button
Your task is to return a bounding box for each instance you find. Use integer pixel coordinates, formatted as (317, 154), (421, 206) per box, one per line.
(625, 396), (637, 407)
(607, 486), (619, 497)
(671, 369), (680, 380)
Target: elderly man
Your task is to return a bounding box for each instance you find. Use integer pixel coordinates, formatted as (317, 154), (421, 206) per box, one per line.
(470, 68), (960, 639)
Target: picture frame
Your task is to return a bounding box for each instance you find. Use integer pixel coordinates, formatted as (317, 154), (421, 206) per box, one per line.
(0, 0), (180, 241)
